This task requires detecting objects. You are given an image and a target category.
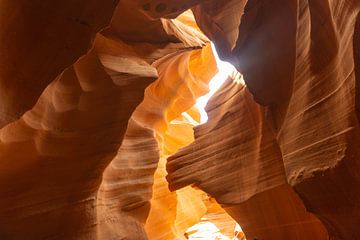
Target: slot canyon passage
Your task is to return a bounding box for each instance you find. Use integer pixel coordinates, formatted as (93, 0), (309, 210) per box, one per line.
(0, 0), (360, 239)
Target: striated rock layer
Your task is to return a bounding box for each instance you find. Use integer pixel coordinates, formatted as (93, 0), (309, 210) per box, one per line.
(168, 0), (360, 239)
(0, 1), (216, 239)
(168, 78), (328, 239)
(1, 0), (360, 239)
(0, 36), (156, 239)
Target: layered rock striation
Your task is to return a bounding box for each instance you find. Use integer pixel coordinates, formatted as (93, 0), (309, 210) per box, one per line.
(0, 0), (360, 239)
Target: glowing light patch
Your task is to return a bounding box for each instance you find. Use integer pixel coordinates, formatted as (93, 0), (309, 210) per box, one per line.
(196, 44), (242, 124)
(185, 221), (231, 240)
(185, 220), (244, 240)
(185, 220), (246, 240)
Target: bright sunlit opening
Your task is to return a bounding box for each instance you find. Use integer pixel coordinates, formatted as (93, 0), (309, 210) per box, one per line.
(170, 42), (245, 240)
(185, 219), (245, 240)
(196, 43), (244, 124)
(185, 221), (230, 240)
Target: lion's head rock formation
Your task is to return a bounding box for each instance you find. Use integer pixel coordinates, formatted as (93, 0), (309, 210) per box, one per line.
(0, 0), (359, 239)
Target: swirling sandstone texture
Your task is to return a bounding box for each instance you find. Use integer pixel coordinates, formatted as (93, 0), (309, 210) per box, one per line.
(169, 0), (360, 239)
(1, 0), (360, 239)
(168, 78), (328, 239)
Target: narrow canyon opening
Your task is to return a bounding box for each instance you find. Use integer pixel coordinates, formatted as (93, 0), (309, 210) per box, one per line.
(1, 1), (359, 240)
(136, 11), (247, 237)
(169, 43), (246, 239)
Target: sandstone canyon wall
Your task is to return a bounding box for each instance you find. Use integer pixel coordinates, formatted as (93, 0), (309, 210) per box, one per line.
(0, 0), (359, 239)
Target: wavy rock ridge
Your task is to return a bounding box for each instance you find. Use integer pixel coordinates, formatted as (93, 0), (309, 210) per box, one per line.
(0, 0), (359, 239)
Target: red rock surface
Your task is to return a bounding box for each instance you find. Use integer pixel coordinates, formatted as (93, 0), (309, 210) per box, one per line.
(167, 78), (328, 239)
(0, 0), (359, 239)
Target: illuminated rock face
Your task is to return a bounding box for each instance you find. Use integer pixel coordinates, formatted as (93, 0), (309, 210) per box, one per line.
(171, 0), (360, 239)
(0, 0), (359, 240)
(168, 78), (328, 239)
